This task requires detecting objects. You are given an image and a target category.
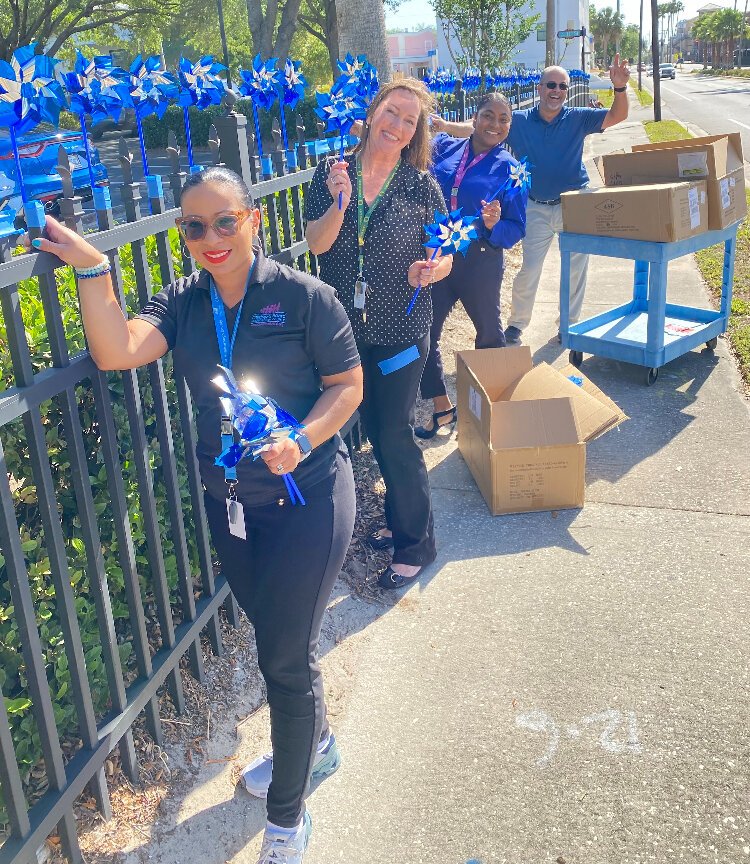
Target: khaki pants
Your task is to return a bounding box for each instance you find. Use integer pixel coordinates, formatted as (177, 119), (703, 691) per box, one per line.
(509, 199), (589, 332)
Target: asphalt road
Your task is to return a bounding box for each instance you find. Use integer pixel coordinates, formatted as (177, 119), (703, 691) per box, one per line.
(641, 65), (750, 179)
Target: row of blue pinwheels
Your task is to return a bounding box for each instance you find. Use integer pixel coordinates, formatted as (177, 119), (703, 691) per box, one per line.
(0, 43), (380, 206)
(424, 66), (591, 97)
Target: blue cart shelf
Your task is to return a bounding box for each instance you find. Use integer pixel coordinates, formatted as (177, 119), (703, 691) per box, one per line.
(558, 221), (740, 385)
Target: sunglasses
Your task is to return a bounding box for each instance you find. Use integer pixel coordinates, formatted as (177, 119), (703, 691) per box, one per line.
(175, 210), (252, 242)
(544, 81), (569, 90)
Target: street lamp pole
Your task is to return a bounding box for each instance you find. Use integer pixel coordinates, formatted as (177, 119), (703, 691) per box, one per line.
(217, 0), (232, 89)
(651, 0), (662, 120)
(638, 0), (644, 90)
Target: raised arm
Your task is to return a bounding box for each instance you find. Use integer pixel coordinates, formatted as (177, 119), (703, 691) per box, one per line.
(430, 113), (473, 138)
(26, 216), (168, 370)
(305, 161), (353, 255)
(601, 54), (631, 130)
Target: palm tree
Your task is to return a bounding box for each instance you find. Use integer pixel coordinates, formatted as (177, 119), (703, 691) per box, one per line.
(712, 7), (747, 66)
(337, 0), (392, 83)
(590, 5), (625, 65)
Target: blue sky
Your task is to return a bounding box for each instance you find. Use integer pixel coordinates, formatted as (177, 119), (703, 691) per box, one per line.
(386, 0), (737, 33)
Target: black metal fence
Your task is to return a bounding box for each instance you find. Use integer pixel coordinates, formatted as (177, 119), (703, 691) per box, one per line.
(0, 110), (354, 864)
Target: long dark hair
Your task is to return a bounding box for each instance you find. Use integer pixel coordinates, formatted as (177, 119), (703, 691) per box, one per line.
(354, 78), (435, 172)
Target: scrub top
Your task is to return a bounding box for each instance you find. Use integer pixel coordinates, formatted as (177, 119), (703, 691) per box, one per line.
(137, 251), (360, 505)
(305, 154), (448, 346)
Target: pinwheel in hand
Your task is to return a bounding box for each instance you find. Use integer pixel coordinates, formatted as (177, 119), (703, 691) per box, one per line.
(0, 44), (67, 202)
(406, 209), (477, 315)
(126, 55), (179, 177)
(213, 366), (308, 505)
(314, 82), (366, 209)
(178, 55), (227, 169)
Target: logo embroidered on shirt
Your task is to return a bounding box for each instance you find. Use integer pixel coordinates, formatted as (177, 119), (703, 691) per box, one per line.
(251, 302), (286, 326)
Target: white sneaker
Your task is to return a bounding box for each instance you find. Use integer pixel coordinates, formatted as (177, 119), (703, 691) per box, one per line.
(242, 733), (341, 799)
(256, 812), (312, 863)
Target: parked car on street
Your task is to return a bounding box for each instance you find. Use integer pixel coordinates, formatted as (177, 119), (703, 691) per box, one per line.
(0, 123), (108, 232)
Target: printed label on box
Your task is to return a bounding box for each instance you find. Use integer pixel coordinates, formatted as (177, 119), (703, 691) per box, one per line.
(469, 385), (482, 420)
(720, 177), (731, 210)
(688, 187), (700, 229)
(677, 152), (708, 178)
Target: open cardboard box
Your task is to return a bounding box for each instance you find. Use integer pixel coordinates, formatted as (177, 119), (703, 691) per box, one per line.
(456, 347), (627, 516)
(596, 133), (746, 230)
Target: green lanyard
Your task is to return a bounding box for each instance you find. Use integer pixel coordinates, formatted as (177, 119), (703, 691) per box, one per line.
(356, 157), (401, 277)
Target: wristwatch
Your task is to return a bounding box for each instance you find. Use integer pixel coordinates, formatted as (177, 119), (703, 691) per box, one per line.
(613, 86), (627, 92)
(296, 432), (313, 461)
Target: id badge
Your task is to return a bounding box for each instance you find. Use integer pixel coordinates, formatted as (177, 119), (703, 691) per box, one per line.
(226, 498), (247, 540)
(354, 277), (368, 310)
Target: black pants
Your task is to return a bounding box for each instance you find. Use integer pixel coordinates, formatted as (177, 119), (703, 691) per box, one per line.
(358, 334), (436, 567)
(420, 242), (506, 400)
(204, 452), (356, 828)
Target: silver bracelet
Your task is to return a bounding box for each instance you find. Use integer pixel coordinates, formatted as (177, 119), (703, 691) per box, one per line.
(75, 256), (111, 279)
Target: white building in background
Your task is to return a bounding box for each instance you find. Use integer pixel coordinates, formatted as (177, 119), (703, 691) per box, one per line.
(436, 0), (592, 71)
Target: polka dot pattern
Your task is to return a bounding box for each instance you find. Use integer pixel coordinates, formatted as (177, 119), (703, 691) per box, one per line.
(305, 155), (448, 346)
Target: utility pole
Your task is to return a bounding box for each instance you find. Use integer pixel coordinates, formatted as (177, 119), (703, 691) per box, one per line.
(651, 0), (662, 120)
(546, 0), (556, 65)
(217, 0), (232, 89)
(638, 0), (644, 89)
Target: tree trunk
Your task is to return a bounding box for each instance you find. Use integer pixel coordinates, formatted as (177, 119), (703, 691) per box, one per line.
(336, 0), (392, 83)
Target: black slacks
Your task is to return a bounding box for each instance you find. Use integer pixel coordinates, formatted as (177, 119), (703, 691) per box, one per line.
(358, 333), (436, 567)
(204, 451), (356, 828)
(420, 242), (506, 400)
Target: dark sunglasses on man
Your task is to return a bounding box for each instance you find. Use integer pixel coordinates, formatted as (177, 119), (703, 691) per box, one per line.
(175, 210), (252, 242)
(545, 81), (569, 90)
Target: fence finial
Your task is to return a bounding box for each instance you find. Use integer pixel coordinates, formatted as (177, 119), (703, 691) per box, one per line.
(57, 144), (74, 200)
(118, 137), (135, 185)
(167, 130), (181, 174)
(208, 125), (222, 166)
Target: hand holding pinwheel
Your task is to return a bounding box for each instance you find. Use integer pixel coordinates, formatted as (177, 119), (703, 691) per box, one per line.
(406, 209), (477, 315)
(213, 366), (308, 505)
(314, 83), (366, 209)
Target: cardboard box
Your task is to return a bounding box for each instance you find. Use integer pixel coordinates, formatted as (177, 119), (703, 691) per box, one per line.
(598, 133), (747, 230)
(456, 347), (627, 516)
(561, 180), (708, 241)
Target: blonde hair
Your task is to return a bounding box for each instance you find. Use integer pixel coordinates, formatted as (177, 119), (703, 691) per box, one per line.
(354, 78), (435, 172)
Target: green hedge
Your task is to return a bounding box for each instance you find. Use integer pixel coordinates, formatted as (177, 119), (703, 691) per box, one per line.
(140, 95), (324, 151)
(0, 231), (200, 826)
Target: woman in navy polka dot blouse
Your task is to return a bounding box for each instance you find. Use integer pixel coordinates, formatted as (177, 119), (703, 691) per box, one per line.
(306, 78), (453, 590)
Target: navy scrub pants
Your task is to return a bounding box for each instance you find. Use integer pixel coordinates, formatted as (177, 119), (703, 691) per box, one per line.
(204, 450), (356, 828)
(420, 241), (506, 400)
(358, 333), (436, 567)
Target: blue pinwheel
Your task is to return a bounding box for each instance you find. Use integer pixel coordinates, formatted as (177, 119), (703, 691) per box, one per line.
(506, 157), (532, 195)
(0, 44), (67, 202)
(61, 51), (130, 189)
(212, 365), (308, 506)
(275, 57), (307, 157)
(178, 55), (227, 169)
(126, 54), (179, 176)
(238, 54), (280, 165)
(315, 81), (366, 209)
(406, 209), (478, 315)
(336, 53), (379, 105)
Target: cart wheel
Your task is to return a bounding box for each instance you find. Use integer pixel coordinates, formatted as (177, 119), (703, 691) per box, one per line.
(705, 337), (718, 350)
(645, 367), (659, 386)
(569, 350), (583, 368)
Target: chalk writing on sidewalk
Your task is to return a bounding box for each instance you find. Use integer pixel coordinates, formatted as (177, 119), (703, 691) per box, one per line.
(515, 708), (642, 768)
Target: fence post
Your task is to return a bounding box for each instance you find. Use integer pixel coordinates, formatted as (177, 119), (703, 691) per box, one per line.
(459, 87), (467, 122)
(213, 110), (255, 189)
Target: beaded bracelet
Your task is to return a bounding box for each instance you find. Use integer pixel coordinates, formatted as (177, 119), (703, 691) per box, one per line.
(75, 256), (111, 279)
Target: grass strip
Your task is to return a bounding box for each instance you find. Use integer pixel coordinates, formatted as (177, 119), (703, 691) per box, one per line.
(695, 191), (750, 387)
(643, 119), (692, 143)
(593, 88), (614, 108)
(629, 80), (654, 106)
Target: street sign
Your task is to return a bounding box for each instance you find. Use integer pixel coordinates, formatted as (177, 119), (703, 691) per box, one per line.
(427, 49), (437, 56)
(557, 28), (583, 38)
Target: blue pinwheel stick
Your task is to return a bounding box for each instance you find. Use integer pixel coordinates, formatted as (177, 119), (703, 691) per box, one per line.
(467, 157), (532, 222)
(127, 55), (179, 177)
(277, 58), (307, 157)
(406, 209), (478, 315)
(212, 365), (307, 506)
(314, 82), (366, 209)
(178, 55), (226, 169)
(238, 55), (280, 172)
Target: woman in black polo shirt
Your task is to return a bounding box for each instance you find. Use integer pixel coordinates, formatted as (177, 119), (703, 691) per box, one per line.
(27, 167), (362, 864)
(305, 78), (452, 590)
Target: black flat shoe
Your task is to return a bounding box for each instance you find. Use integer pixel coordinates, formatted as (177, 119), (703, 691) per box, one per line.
(414, 407), (457, 440)
(377, 565), (423, 590)
(367, 529), (394, 550)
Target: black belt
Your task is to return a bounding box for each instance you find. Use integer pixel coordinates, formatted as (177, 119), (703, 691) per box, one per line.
(529, 195), (561, 205)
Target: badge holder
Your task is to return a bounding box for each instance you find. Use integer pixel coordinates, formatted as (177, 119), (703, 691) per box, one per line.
(221, 415), (247, 539)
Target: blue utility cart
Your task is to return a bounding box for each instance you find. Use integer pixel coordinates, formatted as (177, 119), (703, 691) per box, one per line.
(559, 221), (740, 385)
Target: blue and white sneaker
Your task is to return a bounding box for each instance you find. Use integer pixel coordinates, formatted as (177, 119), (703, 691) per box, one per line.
(256, 811), (312, 864)
(242, 733), (341, 799)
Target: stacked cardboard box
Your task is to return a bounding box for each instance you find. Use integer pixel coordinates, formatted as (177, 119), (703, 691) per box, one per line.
(456, 347), (627, 516)
(561, 133), (746, 241)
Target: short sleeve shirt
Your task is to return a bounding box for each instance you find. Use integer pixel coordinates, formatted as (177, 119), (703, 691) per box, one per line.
(135, 252), (360, 505)
(505, 106), (608, 201)
(304, 154), (448, 346)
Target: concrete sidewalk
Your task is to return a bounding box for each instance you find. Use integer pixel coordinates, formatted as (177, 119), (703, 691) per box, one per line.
(116, 118), (750, 864)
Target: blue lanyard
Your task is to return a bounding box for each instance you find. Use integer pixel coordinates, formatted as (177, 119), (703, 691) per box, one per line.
(211, 257), (258, 484)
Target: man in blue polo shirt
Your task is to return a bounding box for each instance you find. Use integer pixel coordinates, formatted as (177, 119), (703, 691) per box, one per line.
(434, 55), (631, 344)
